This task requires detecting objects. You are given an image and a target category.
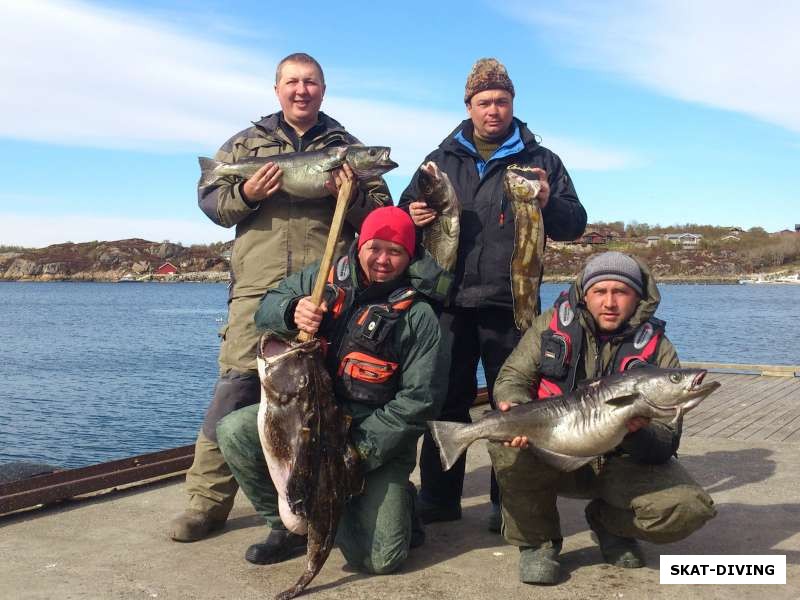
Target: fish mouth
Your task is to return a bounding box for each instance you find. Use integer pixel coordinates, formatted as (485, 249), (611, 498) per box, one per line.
(682, 370), (721, 408)
(646, 370), (721, 416)
(257, 334), (319, 364)
(377, 149), (399, 170)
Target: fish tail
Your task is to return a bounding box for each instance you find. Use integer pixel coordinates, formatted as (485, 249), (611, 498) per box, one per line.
(427, 420), (476, 471)
(197, 156), (223, 187)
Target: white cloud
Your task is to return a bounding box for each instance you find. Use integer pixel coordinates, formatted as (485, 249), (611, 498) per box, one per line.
(0, 213), (229, 247)
(503, 0), (800, 134)
(0, 0), (631, 175)
(539, 134), (641, 171)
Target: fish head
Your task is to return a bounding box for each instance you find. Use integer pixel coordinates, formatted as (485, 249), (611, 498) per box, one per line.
(418, 161), (447, 211)
(256, 333), (320, 409)
(503, 167), (542, 205)
(626, 368), (721, 418)
(345, 146), (398, 179)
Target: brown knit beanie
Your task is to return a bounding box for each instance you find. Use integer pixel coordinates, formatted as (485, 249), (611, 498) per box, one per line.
(464, 58), (515, 103)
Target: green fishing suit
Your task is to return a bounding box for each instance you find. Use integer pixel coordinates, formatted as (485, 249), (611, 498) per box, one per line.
(217, 246), (450, 573)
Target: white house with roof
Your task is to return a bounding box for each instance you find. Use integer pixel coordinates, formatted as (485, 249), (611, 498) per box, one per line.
(664, 233), (703, 248)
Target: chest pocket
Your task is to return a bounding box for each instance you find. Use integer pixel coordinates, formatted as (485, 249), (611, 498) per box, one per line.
(334, 291), (414, 406)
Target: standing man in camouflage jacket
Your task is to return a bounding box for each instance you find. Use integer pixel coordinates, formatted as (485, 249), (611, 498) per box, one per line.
(170, 53), (390, 542)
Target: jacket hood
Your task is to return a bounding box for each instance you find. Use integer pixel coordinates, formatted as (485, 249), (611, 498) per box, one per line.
(344, 241), (451, 304)
(569, 255), (661, 334)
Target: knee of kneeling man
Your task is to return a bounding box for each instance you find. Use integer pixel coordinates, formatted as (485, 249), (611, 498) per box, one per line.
(641, 489), (716, 538)
(215, 413), (241, 449)
(681, 491), (717, 528)
(368, 545), (409, 575)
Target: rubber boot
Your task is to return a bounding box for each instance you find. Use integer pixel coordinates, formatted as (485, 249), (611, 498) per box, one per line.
(518, 539), (563, 585)
(245, 529), (308, 565)
(585, 504), (645, 568)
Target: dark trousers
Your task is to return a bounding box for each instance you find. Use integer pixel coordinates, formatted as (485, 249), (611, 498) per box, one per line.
(419, 306), (521, 508)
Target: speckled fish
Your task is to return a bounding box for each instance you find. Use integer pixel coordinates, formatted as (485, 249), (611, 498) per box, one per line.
(429, 368), (720, 472)
(418, 161), (460, 272)
(198, 145), (398, 197)
(504, 165), (545, 331)
(256, 333), (363, 600)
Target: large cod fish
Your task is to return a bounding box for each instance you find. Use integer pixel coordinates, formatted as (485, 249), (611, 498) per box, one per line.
(418, 161), (461, 272)
(429, 368), (720, 472)
(198, 145), (398, 196)
(504, 165), (545, 331)
(256, 333), (363, 600)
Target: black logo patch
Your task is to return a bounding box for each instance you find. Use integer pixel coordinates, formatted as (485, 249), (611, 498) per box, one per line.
(336, 256), (350, 281)
(633, 322), (654, 350)
(558, 301), (574, 327)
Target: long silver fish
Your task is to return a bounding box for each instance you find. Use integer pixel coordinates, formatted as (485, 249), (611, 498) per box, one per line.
(198, 145), (398, 197)
(418, 161), (460, 272)
(256, 333), (363, 600)
(504, 164), (545, 331)
(429, 368), (720, 472)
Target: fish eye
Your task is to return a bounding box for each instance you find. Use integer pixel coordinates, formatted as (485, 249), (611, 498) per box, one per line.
(669, 373), (682, 383)
(368, 148), (377, 156)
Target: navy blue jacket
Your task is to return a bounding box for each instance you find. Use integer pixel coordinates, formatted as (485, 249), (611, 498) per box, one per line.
(399, 118), (586, 310)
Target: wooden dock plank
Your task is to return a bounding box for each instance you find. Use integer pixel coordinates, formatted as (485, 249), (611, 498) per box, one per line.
(683, 375), (796, 437)
(684, 372), (800, 443)
(765, 412), (800, 442)
(707, 378), (800, 438)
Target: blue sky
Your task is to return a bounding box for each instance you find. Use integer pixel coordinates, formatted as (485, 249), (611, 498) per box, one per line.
(1, 0), (798, 247)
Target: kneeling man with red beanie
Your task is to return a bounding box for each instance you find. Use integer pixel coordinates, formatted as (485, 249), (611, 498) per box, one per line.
(217, 207), (451, 574)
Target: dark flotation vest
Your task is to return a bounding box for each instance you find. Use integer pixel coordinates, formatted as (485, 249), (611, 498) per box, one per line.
(536, 290), (665, 399)
(322, 255), (417, 406)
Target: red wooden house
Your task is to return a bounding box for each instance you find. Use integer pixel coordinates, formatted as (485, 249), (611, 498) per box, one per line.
(155, 262), (178, 275)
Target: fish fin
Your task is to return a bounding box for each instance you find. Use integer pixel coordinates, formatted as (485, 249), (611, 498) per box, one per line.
(198, 156), (223, 187)
(604, 393), (640, 407)
(427, 420), (474, 471)
(528, 447), (596, 472)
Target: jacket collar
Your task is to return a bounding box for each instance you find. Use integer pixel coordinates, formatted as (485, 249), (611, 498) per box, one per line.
(252, 111), (349, 147)
(441, 117), (539, 177)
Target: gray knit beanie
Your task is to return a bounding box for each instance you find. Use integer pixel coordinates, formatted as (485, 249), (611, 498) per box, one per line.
(582, 251), (643, 296)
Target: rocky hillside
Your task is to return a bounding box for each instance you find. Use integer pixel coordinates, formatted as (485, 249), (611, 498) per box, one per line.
(2, 226), (799, 282)
(0, 239), (231, 281)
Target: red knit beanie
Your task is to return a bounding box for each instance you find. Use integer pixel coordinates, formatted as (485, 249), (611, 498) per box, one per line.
(357, 206), (416, 258)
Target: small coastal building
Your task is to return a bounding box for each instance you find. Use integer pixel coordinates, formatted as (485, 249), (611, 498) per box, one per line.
(720, 234), (741, 243)
(580, 231), (608, 245)
(664, 233), (702, 248)
(645, 235), (662, 247)
(155, 262), (178, 275)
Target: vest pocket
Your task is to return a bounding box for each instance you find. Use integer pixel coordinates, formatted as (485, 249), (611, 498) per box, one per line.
(338, 351), (398, 384)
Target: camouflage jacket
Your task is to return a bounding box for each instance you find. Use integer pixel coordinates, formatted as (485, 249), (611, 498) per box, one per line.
(198, 111), (391, 299)
(494, 257), (682, 463)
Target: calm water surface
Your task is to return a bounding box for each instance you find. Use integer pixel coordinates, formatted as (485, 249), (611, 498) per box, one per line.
(1, 281), (798, 468)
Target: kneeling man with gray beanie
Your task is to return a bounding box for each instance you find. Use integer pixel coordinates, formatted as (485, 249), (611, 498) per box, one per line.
(486, 251), (716, 585)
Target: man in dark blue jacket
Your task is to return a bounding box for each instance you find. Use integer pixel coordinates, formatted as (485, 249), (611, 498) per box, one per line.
(399, 57), (587, 531)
